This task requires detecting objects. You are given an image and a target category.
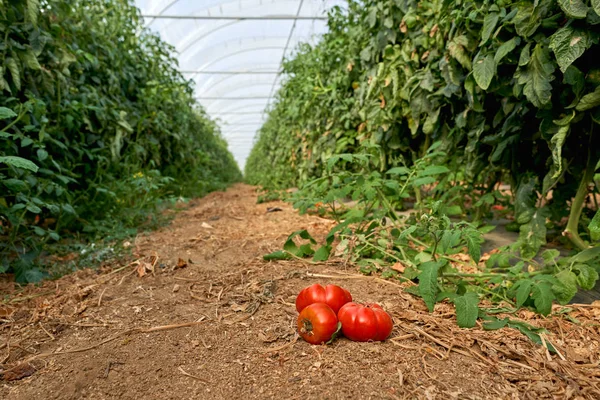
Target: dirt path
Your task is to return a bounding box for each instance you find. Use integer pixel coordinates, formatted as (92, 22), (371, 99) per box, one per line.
(1, 184), (599, 399)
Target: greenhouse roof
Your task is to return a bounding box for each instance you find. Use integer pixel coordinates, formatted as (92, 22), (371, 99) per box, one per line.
(134, 0), (345, 169)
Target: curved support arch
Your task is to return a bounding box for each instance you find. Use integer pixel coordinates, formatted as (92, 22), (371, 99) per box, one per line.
(208, 102), (267, 113)
(147, 0), (301, 53)
(205, 100), (268, 114)
(219, 119), (264, 128)
(181, 35), (291, 70)
(188, 46), (286, 80)
(217, 115), (265, 124)
(195, 65), (281, 93)
(200, 81), (274, 98)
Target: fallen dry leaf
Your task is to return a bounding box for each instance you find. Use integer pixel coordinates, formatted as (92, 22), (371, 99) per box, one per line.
(1, 363), (36, 381)
(175, 258), (188, 269)
(391, 262), (406, 273)
(136, 261), (151, 277)
(0, 305), (15, 317)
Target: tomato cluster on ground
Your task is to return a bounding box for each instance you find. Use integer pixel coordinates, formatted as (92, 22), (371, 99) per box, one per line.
(295, 284), (393, 345)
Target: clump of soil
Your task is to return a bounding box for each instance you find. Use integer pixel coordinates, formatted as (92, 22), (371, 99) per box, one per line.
(1, 184), (599, 399)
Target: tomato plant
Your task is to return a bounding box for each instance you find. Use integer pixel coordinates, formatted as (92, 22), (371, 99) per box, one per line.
(295, 283), (352, 313)
(247, 0), (600, 256)
(297, 303), (340, 345)
(0, 0), (241, 281)
(252, 0), (600, 348)
(337, 303), (393, 342)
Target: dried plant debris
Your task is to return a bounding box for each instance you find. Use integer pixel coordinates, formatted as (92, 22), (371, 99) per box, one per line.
(0, 185), (598, 399)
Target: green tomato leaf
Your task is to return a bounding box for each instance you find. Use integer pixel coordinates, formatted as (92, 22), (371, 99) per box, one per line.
(558, 0), (588, 19)
(481, 12), (499, 45)
(0, 156), (39, 172)
(37, 149), (48, 162)
(514, 176), (537, 224)
(506, 319), (556, 352)
(417, 261), (441, 312)
(519, 43), (532, 66)
(464, 230), (482, 264)
(473, 52), (495, 90)
(593, 0), (600, 16)
(549, 120), (571, 178)
(263, 250), (292, 261)
(563, 65), (585, 97)
(512, 279), (533, 308)
(453, 292), (479, 328)
(482, 316), (509, 330)
(0, 107), (17, 120)
(552, 270), (578, 305)
(412, 176), (436, 187)
(513, 4), (542, 37)
(494, 37), (520, 64)
(386, 166), (410, 175)
(531, 281), (554, 315)
(2, 178), (29, 192)
(419, 165), (450, 176)
(519, 208), (548, 260)
(549, 26), (592, 73)
(283, 238), (299, 254)
(573, 263), (599, 290)
(313, 245), (331, 261)
(589, 209), (600, 241)
(569, 246), (600, 263)
(576, 86), (600, 111)
(448, 35), (472, 69)
(6, 57), (21, 91)
(541, 249), (560, 265)
(516, 44), (556, 108)
(27, 0), (40, 26)
(26, 204), (42, 214)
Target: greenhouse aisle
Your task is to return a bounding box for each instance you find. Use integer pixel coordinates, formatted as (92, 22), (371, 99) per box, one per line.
(1, 184), (598, 399)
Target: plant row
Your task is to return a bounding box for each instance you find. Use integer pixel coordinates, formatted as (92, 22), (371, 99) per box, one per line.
(1, 0), (241, 281)
(247, 0), (600, 262)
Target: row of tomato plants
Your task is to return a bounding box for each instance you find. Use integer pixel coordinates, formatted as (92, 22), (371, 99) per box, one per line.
(247, 0), (599, 268)
(0, 0), (241, 282)
(250, 0), (600, 335)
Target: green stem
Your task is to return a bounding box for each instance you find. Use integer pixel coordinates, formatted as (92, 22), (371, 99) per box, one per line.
(375, 188), (400, 221)
(442, 269), (548, 279)
(0, 106), (27, 134)
(431, 231), (439, 262)
(358, 239), (406, 264)
(477, 286), (516, 307)
(563, 153), (596, 251)
(414, 185), (422, 208)
(407, 234), (468, 265)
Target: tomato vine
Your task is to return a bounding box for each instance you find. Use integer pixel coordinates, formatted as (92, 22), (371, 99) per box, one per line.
(0, 0), (241, 281)
(252, 0), (600, 337)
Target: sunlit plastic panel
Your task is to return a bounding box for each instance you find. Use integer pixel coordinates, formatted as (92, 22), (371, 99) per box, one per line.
(134, 0), (346, 168)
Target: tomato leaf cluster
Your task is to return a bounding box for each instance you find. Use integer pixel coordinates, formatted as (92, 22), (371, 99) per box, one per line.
(247, 0), (600, 256)
(0, 0), (241, 281)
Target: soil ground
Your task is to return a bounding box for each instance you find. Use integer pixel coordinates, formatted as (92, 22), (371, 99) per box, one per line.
(1, 184), (599, 399)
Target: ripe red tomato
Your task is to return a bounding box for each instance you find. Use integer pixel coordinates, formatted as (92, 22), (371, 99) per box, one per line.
(297, 303), (340, 345)
(295, 284), (352, 314)
(337, 302), (393, 342)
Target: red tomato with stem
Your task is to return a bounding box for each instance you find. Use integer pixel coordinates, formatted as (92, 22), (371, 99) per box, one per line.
(295, 284), (352, 314)
(337, 302), (393, 342)
(297, 303), (340, 345)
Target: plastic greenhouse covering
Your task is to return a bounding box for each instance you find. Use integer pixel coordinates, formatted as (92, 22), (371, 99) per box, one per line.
(134, 0), (346, 168)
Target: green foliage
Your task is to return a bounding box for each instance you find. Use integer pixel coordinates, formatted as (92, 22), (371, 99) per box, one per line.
(251, 0), (600, 345)
(246, 0), (600, 257)
(263, 144), (600, 344)
(0, 0), (241, 282)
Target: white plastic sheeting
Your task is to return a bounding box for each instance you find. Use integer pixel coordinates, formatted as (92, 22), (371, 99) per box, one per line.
(134, 0), (345, 169)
